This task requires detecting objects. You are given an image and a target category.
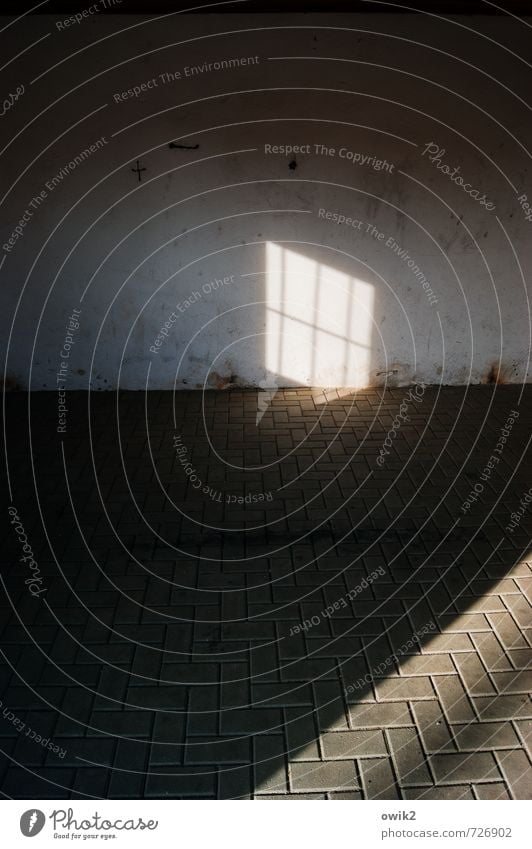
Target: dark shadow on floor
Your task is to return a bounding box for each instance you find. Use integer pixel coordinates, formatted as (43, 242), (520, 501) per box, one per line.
(1, 386), (531, 799)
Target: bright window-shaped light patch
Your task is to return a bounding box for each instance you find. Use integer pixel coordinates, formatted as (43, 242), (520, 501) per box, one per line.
(265, 242), (374, 387)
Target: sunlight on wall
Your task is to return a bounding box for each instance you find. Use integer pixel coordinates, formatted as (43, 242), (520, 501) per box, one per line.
(265, 243), (375, 388)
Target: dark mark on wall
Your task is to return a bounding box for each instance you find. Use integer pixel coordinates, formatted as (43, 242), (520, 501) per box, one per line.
(169, 142), (200, 150)
(131, 159), (146, 182)
(207, 371), (238, 389)
(1, 374), (22, 391)
(487, 364), (501, 384)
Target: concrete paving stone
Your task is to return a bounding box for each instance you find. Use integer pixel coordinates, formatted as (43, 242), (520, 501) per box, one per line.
(152, 710), (186, 749)
(313, 679), (350, 729)
(362, 645), (398, 682)
(507, 649), (532, 669)
(54, 711), (92, 737)
(504, 595), (532, 628)
(514, 720), (532, 756)
(2, 767), (76, 799)
(72, 767), (109, 798)
(113, 738), (149, 775)
(11, 731), (49, 767)
(374, 676), (434, 702)
(149, 741), (187, 766)
(280, 657), (338, 682)
(254, 735), (289, 793)
(422, 633), (475, 653)
(430, 752), (502, 784)
(359, 757), (400, 799)
(349, 702), (413, 729)
(249, 644), (281, 682)
(290, 760), (358, 792)
(453, 721), (520, 751)
(387, 727), (432, 786)
(220, 662), (250, 709)
(491, 670), (532, 695)
(306, 636), (364, 658)
(252, 682), (314, 707)
(39, 665), (101, 688)
(20, 710), (59, 744)
(453, 652), (496, 696)
(495, 749), (532, 799)
(515, 577), (532, 603)
(222, 622), (275, 640)
(316, 702), (350, 733)
(437, 613), (491, 633)
(127, 686), (188, 710)
(162, 664), (219, 684)
(473, 783), (511, 799)
(284, 707), (320, 760)
(86, 711), (152, 738)
(403, 785), (475, 799)
(321, 730), (387, 759)
(185, 736), (251, 764)
(52, 738), (116, 768)
(218, 764), (253, 799)
(432, 675), (476, 724)
(471, 632), (514, 672)
(487, 612), (529, 650)
(131, 646), (163, 677)
(453, 595), (506, 614)
(399, 654), (455, 676)
(187, 686), (218, 735)
(411, 701), (455, 753)
(472, 695), (532, 721)
(221, 709), (284, 736)
(145, 767), (217, 797)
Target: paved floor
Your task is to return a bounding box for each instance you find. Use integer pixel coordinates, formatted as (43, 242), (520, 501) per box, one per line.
(1, 386), (531, 799)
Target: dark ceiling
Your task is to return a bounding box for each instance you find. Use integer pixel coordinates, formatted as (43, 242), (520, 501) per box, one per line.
(4, 1), (532, 15)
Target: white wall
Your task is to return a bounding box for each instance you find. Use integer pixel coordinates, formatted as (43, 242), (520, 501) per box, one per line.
(1, 12), (531, 389)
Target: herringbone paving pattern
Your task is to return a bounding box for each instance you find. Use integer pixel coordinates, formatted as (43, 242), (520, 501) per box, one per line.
(1, 386), (531, 798)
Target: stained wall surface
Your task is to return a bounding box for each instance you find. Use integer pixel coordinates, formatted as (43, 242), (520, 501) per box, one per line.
(1, 13), (531, 389)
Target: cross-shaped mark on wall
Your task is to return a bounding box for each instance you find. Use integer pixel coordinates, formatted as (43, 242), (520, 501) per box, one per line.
(131, 159), (147, 182)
